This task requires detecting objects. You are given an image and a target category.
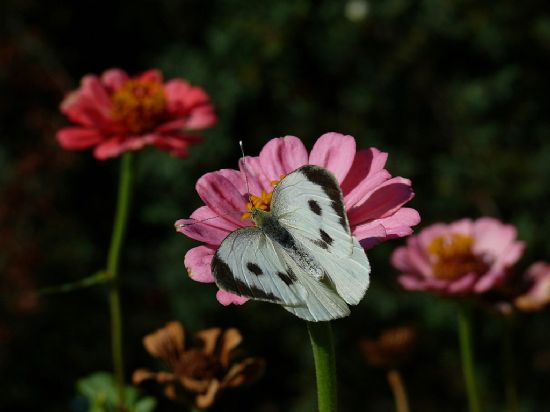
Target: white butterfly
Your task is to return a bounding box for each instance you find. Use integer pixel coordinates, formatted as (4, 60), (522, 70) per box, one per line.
(212, 165), (371, 322)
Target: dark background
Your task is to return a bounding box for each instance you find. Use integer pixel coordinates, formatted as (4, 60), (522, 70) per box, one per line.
(1, 0), (550, 410)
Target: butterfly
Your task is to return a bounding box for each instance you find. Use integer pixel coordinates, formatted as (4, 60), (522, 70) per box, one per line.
(211, 164), (371, 322)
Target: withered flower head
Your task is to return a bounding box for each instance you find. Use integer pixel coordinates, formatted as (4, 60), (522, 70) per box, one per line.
(514, 262), (550, 312)
(133, 321), (264, 409)
(360, 326), (417, 369)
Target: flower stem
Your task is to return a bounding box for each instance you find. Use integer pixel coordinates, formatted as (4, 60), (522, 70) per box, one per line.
(36, 271), (108, 295)
(387, 369), (410, 412)
(307, 321), (337, 412)
(502, 317), (519, 412)
(458, 308), (482, 412)
(106, 152), (134, 408)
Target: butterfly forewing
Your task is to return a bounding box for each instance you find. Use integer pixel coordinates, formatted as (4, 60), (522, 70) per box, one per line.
(271, 165), (354, 258)
(271, 165), (370, 305)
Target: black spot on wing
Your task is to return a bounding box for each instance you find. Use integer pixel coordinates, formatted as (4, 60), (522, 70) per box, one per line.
(212, 254), (280, 301)
(319, 229), (333, 246)
(277, 268), (297, 285)
(299, 166), (349, 233)
(212, 254), (239, 292)
(247, 262), (263, 276)
(313, 239), (329, 249)
(308, 199), (322, 215)
(234, 278), (280, 301)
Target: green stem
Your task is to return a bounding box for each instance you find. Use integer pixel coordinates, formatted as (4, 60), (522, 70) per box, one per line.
(307, 321), (337, 412)
(458, 308), (482, 412)
(36, 271), (108, 296)
(106, 152), (134, 408)
(502, 317), (519, 412)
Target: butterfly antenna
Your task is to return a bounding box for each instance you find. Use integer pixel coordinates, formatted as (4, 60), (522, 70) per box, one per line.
(239, 140), (253, 205)
(175, 210), (241, 229)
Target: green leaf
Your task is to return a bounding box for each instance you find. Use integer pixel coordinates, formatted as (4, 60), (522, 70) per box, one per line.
(76, 372), (157, 412)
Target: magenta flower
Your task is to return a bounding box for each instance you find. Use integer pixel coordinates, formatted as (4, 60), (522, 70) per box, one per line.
(514, 262), (550, 311)
(176, 133), (420, 305)
(57, 68), (216, 160)
(392, 217), (525, 295)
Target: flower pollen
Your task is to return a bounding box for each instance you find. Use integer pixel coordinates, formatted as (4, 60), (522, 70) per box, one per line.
(427, 233), (488, 280)
(241, 175), (284, 221)
(111, 78), (167, 134)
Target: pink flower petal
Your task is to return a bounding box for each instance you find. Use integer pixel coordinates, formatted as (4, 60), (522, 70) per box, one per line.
(139, 69), (163, 83)
(258, 136), (308, 181)
(79, 75), (112, 111)
(60, 89), (112, 128)
(391, 247), (412, 272)
(341, 148), (389, 196)
(156, 118), (187, 132)
(217, 169), (247, 195)
(474, 269), (505, 293)
(121, 135), (156, 151)
(176, 206), (237, 245)
(446, 274), (477, 294)
(473, 218), (517, 257)
(309, 132), (356, 183)
(239, 156), (273, 194)
(56, 127), (104, 150)
(184, 246), (216, 283)
(93, 137), (125, 160)
(405, 237), (433, 278)
(347, 177), (415, 223)
(164, 80), (216, 129)
(448, 218), (474, 235)
(152, 135), (200, 158)
(100, 69), (129, 92)
(216, 290), (249, 305)
(398, 275), (427, 291)
(186, 106), (217, 130)
(353, 223), (387, 250)
(353, 208), (420, 249)
(344, 169), (391, 210)
(196, 172), (248, 226)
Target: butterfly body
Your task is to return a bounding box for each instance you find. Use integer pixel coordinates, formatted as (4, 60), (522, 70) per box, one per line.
(212, 165), (371, 321)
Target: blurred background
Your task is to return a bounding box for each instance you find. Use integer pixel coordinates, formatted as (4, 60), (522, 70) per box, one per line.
(1, 0), (550, 410)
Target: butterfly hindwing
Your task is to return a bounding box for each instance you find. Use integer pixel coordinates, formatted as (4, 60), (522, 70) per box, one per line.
(212, 227), (350, 321)
(212, 227), (305, 305)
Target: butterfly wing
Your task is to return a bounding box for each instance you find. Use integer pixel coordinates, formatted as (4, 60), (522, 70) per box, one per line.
(212, 227), (350, 321)
(271, 165), (371, 305)
(271, 165), (353, 257)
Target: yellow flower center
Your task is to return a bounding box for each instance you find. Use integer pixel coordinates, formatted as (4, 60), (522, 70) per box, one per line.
(427, 233), (488, 280)
(111, 78), (167, 134)
(241, 176), (284, 221)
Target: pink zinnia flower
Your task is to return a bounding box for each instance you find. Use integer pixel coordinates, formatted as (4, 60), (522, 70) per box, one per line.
(514, 262), (550, 312)
(57, 68), (216, 160)
(176, 133), (420, 305)
(392, 217), (525, 295)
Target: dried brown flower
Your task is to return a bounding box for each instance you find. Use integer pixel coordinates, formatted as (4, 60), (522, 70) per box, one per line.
(360, 326), (417, 369)
(514, 262), (550, 312)
(133, 321), (264, 409)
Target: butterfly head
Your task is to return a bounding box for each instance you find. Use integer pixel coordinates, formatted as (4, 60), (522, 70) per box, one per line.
(251, 208), (269, 228)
